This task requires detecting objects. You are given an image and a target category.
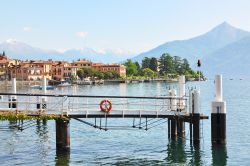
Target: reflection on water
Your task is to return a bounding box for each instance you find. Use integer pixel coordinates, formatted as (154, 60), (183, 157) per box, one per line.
(166, 138), (202, 165)
(55, 149), (70, 166)
(166, 138), (187, 164)
(212, 145), (227, 166)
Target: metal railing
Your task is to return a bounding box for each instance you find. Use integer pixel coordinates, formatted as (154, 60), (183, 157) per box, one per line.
(0, 93), (188, 116)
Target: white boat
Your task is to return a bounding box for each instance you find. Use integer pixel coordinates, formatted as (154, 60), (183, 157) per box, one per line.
(31, 85), (55, 90)
(77, 78), (93, 85)
(57, 81), (72, 87)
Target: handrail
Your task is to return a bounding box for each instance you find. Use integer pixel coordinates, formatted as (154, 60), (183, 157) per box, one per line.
(0, 93), (187, 100)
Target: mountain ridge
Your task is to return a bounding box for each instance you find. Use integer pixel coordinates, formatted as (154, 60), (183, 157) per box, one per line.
(0, 39), (134, 63)
(132, 22), (250, 64)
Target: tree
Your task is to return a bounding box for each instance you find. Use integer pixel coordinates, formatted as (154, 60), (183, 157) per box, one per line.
(83, 68), (94, 77)
(149, 57), (158, 72)
(135, 62), (141, 75)
(109, 71), (119, 79)
(142, 57), (150, 69)
(173, 56), (182, 73)
(143, 68), (155, 78)
(77, 69), (84, 80)
(104, 72), (113, 79)
(93, 71), (104, 79)
(159, 53), (174, 74)
(124, 59), (138, 76)
(70, 75), (77, 82)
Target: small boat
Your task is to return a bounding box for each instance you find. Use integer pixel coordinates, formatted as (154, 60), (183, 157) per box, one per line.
(30, 85), (40, 89)
(39, 86), (55, 90)
(57, 81), (72, 87)
(31, 85), (55, 90)
(77, 78), (93, 85)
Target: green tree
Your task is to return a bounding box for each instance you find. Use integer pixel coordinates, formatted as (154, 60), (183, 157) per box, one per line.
(149, 57), (158, 72)
(143, 68), (155, 78)
(135, 62), (142, 75)
(124, 59), (138, 76)
(159, 53), (174, 74)
(104, 72), (113, 79)
(77, 69), (84, 80)
(142, 57), (150, 69)
(83, 68), (94, 77)
(70, 75), (77, 82)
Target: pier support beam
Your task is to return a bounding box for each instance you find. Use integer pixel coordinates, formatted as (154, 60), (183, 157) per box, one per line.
(192, 89), (200, 144)
(56, 119), (70, 151)
(211, 75), (226, 144)
(177, 119), (185, 138)
(170, 118), (177, 139)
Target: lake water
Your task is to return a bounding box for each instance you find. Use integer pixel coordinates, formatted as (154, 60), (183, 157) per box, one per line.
(0, 79), (249, 165)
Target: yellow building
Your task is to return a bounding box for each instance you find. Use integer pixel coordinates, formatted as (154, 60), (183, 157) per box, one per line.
(0, 52), (20, 80)
(72, 59), (92, 69)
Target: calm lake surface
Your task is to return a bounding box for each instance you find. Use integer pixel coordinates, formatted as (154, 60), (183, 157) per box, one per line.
(0, 79), (249, 165)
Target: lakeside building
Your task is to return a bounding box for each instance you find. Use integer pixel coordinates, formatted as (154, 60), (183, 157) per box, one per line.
(15, 60), (53, 80)
(0, 53), (126, 80)
(73, 59), (126, 77)
(92, 63), (126, 77)
(0, 52), (20, 80)
(52, 61), (77, 81)
(73, 59), (92, 69)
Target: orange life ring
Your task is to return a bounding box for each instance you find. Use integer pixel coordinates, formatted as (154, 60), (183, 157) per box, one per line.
(100, 100), (112, 113)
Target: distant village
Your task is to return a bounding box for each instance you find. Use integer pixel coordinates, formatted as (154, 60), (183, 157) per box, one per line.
(0, 51), (126, 81)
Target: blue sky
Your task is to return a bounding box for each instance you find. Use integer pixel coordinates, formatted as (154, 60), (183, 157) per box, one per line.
(1, 0), (250, 54)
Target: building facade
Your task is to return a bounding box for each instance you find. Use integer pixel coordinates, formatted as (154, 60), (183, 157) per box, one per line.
(52, 61), (77, 81)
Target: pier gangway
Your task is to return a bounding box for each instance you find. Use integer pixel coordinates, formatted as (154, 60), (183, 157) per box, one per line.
(0, 92), (190, 118)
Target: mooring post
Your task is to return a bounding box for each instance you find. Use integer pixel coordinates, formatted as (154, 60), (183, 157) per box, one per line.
(193, 89), (200, 144)
(56, 119), (70, 151)
(177, 75), (185, 137)
(211, 75), (226, 144)
(9, 77), (17, 108)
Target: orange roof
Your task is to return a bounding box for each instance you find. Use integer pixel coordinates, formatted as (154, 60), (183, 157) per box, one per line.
(20, 60), (53, 65)
(74, 59), (92, 64)
(91, 63), (104, 67)
(0, 59), (10, 64)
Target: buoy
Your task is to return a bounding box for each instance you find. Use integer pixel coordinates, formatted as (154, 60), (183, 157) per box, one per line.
(100, 100), (112, 113)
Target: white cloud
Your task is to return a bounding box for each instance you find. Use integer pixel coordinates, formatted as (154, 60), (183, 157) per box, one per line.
(76, 31), (88, 38)
(23, 27), (32, 32)
(6, 38), (18, 44)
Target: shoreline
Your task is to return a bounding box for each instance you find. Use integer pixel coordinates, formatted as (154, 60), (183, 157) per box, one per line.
(0, 78), (203, 87)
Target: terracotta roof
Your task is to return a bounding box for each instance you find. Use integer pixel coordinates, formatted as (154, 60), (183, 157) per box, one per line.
(74, 59), (92, 64)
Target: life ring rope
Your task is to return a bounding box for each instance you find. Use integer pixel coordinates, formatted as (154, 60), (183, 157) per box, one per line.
(100, 99), (112, 113)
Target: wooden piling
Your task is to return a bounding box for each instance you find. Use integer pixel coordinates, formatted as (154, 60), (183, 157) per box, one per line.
(211, 113), (226, 144)
(177, 119), (185, 138)
(170, 118), (177, 139)
(168, 118), (170, 138)
(193, 113), (200, 144)
(56, 119), (70, 151)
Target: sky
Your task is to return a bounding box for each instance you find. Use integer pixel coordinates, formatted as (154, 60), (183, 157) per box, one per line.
(1, 0), (250, 55)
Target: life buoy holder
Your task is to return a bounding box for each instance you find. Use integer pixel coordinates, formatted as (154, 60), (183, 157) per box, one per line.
(100, 99), (112, 113)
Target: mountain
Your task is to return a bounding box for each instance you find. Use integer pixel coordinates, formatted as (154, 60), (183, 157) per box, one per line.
(0, 39), (63, 60)
(132, 22), (250, 64)
(0, 39), (134, 63)
(203, 36), (250, 78)
(63, 48), (133, 63)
